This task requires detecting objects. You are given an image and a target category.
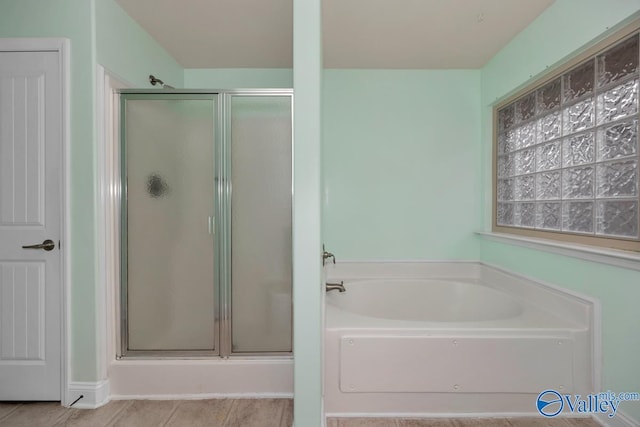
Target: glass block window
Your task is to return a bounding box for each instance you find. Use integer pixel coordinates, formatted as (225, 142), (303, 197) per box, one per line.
(496, 33), (640, 245)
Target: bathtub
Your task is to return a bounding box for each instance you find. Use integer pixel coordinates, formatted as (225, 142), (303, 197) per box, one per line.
(324, 262), (596, 416)
(327, 279), (524, 322)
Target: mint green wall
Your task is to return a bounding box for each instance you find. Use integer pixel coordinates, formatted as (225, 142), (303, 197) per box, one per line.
(481, 1), (640, 421)
(322, 70), (481, 260)
(0, 0), (98, 383)
(184, 68), (292, 89)
(96, 0), (183, 88)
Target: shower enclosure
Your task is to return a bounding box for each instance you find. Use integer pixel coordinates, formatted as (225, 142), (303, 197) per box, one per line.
(118, 90), (292, 358)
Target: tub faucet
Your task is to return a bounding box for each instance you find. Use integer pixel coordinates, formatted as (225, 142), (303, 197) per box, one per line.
(326, 281), (345, 293)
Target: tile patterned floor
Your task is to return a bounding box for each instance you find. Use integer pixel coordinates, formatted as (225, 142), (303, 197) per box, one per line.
(0, 400), (603, 427)
(0, 399), (291, 427)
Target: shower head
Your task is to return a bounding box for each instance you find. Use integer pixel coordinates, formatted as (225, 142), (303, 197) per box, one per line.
(149, 74), (175, 89)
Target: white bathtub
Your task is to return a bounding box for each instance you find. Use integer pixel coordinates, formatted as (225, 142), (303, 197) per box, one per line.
(324, 262), (596, 416)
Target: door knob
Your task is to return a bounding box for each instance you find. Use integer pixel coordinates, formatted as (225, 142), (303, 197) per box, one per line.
(22, 239), (56, 251)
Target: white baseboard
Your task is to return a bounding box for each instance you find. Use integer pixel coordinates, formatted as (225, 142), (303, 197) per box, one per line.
(66, 380), (110, 409)
(595, 411), (640, 427)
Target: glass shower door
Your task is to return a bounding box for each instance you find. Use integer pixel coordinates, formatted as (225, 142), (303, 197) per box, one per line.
(121, 94), (217, 355)
(119, 91), (293, 358)
(228, 95), (293, 353)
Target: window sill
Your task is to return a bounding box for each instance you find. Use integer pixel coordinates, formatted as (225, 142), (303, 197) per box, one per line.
(477, 231), (640, 272)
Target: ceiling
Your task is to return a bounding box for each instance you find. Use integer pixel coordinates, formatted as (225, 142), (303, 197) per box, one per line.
(115, 0), (555, 69)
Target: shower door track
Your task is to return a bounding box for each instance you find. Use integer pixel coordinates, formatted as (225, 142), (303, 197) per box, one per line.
(117, 89), (294, 360)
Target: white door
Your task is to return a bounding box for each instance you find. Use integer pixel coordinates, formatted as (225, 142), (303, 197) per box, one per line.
(0, 50), (62, 400)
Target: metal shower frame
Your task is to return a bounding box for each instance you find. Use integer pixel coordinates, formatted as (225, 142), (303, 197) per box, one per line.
(117, 89), (294, 359)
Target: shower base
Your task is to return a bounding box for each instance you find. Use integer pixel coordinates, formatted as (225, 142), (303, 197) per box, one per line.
(108, 358), (293, 399)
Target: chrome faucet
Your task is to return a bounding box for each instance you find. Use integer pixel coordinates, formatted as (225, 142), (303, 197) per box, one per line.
(326, 281), (345, 293)
(322, 244), (335, 265)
